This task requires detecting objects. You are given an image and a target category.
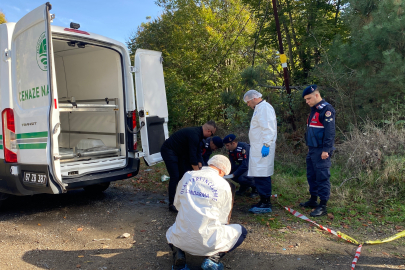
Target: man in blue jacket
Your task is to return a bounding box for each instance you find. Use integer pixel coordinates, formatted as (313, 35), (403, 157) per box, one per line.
(223, 134), (258, 198)
(299, 85), (336, 217)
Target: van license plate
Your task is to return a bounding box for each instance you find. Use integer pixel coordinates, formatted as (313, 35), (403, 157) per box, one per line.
(23, 172), (47, 185)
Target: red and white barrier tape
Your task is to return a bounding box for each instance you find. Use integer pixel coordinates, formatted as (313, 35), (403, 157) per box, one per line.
(282, 205), (360, 245)
(351, 245), (362, 270)
(272, 195), (405, 269)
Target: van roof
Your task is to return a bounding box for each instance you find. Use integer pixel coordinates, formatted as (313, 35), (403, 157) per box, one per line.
(51, 25), (127, 49)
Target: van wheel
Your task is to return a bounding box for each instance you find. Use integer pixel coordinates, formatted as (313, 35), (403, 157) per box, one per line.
(83, 182), (110, 193)
(0, 192), (9, 208)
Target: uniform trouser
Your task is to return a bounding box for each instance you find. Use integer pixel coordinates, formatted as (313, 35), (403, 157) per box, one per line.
(161, 145), (192, 205)
(306, 147), (332, 201)
(234, 171), (255, 189)
(252, 176), (272, 197)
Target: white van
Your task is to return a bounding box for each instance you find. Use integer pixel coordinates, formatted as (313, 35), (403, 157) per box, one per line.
(0, 3), (169, 203)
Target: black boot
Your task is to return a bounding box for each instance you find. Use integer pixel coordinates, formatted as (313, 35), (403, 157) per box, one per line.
(299, 195), (319, 208)
(169, 204), (178, 213)
(310, 200), (327, 217)
(172, 246), (187, 270)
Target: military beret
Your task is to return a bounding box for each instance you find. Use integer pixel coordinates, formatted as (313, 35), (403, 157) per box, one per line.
(223, 134), (236, 144)
(211, 136), (223, 148)
(302, 84), (318, 98)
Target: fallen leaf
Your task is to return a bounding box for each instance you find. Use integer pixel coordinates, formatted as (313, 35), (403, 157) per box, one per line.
(288, 245), (294, 248)
(269, 218), (275, 221)
(78, 255), (84, 258)
(77, 228), (83, 232)
(76, 264), (81, 268)
(382, 252), (389, 256)
(327, 213), (334, 220)
(120, 233), (131, 238)
(38, 224), (41, 226)
(362, 224), (368, 227)
(140, 230), (146, 232)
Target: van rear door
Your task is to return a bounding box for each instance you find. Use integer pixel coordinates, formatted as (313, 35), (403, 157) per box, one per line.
(134, 49), (169, 166)
(11, 3), (63, 192)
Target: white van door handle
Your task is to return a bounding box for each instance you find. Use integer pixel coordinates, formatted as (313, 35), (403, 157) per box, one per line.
(53, 122), (60, 134)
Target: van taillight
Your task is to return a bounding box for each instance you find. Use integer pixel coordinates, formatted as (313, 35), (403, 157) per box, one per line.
(132, 111), (137, 130)
(2, 109), (17, 163)
(132, 111), (137, 150)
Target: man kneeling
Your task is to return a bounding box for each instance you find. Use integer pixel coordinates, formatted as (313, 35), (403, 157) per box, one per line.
(166, 155), (247, 270)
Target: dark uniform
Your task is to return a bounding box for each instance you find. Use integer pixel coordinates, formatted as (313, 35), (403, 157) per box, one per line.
(228, 142), (255, 191)
(199, 137), (212, 166)
(305, 99), (336, 207)
(161, 126), (204, 208)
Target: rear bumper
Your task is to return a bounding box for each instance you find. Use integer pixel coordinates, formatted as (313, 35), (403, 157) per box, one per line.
(0, 158), (140, 196)
(62, 158), (140, 190)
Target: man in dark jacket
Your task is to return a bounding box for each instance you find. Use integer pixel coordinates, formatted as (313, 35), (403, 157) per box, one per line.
(199, 136), (224, 166)
(223, 134), (258, 198)
(299, 85), (336, 217)
(161, 121), (217, 212)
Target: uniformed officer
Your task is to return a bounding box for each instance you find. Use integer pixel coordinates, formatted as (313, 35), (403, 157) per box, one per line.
(199, 136), (224, 167)
(223, 134), (258, 198)
(299, 85), (336, 217)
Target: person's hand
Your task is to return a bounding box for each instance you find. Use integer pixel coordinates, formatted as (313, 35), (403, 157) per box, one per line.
(261, 145), (270, 157)
(198, 162), (202, 169)
(321, 152), (329, 159)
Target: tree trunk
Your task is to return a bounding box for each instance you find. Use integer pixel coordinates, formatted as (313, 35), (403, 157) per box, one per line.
(278, 0), (295, 82)
(335, 0), (341, 25)
(285, 0), (306, 79)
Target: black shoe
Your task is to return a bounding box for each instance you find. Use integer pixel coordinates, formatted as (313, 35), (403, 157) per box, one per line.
(250, 196), (270, 208)
(169, 204), (178, 213)
(249, 201), (272, 214)
(299, 200), (319, 209)
(172, 246), (186, 270)
(249, 187), (259, 198)
(236, 186), (250, 196)
(310, 205), (327, 217)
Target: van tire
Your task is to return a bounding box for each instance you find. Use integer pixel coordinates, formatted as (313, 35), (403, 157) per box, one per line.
(0, 192), (9, 209)
(83, 182), (110, 193)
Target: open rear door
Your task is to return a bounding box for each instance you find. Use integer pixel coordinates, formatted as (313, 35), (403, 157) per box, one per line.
(11, 3), (63, 193)
(134, 49), (169, 166)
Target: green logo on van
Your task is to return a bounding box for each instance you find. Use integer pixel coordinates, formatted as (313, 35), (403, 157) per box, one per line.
(36, 32), (47, 71)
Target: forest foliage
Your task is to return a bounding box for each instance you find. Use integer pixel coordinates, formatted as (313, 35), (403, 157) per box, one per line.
(128, 0), (405, 134)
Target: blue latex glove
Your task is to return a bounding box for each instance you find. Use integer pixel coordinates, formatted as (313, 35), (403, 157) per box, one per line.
(261, 145), (270, 157)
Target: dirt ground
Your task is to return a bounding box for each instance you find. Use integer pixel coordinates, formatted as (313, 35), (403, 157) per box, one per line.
(1, 177), (405, 270)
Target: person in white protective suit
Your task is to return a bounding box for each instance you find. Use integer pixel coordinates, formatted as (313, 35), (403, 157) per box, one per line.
(166, 155), (248, 270)
(243, 90), (277, 214)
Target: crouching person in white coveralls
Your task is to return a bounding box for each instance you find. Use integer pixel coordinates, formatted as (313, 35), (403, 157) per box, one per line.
(166, 155), (248, 270)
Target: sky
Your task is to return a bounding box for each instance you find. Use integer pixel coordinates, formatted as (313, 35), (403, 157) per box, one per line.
(0, 0), (163, 45)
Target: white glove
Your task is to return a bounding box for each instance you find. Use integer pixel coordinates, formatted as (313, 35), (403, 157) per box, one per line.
(223, 174), (234, 179)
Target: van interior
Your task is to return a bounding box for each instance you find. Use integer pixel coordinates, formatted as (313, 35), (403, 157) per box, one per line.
(52, 38), (127, 177)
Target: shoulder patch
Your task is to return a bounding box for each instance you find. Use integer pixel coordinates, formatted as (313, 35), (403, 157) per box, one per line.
(242, 149), (246, 154)
(325, 111), (332, 117)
